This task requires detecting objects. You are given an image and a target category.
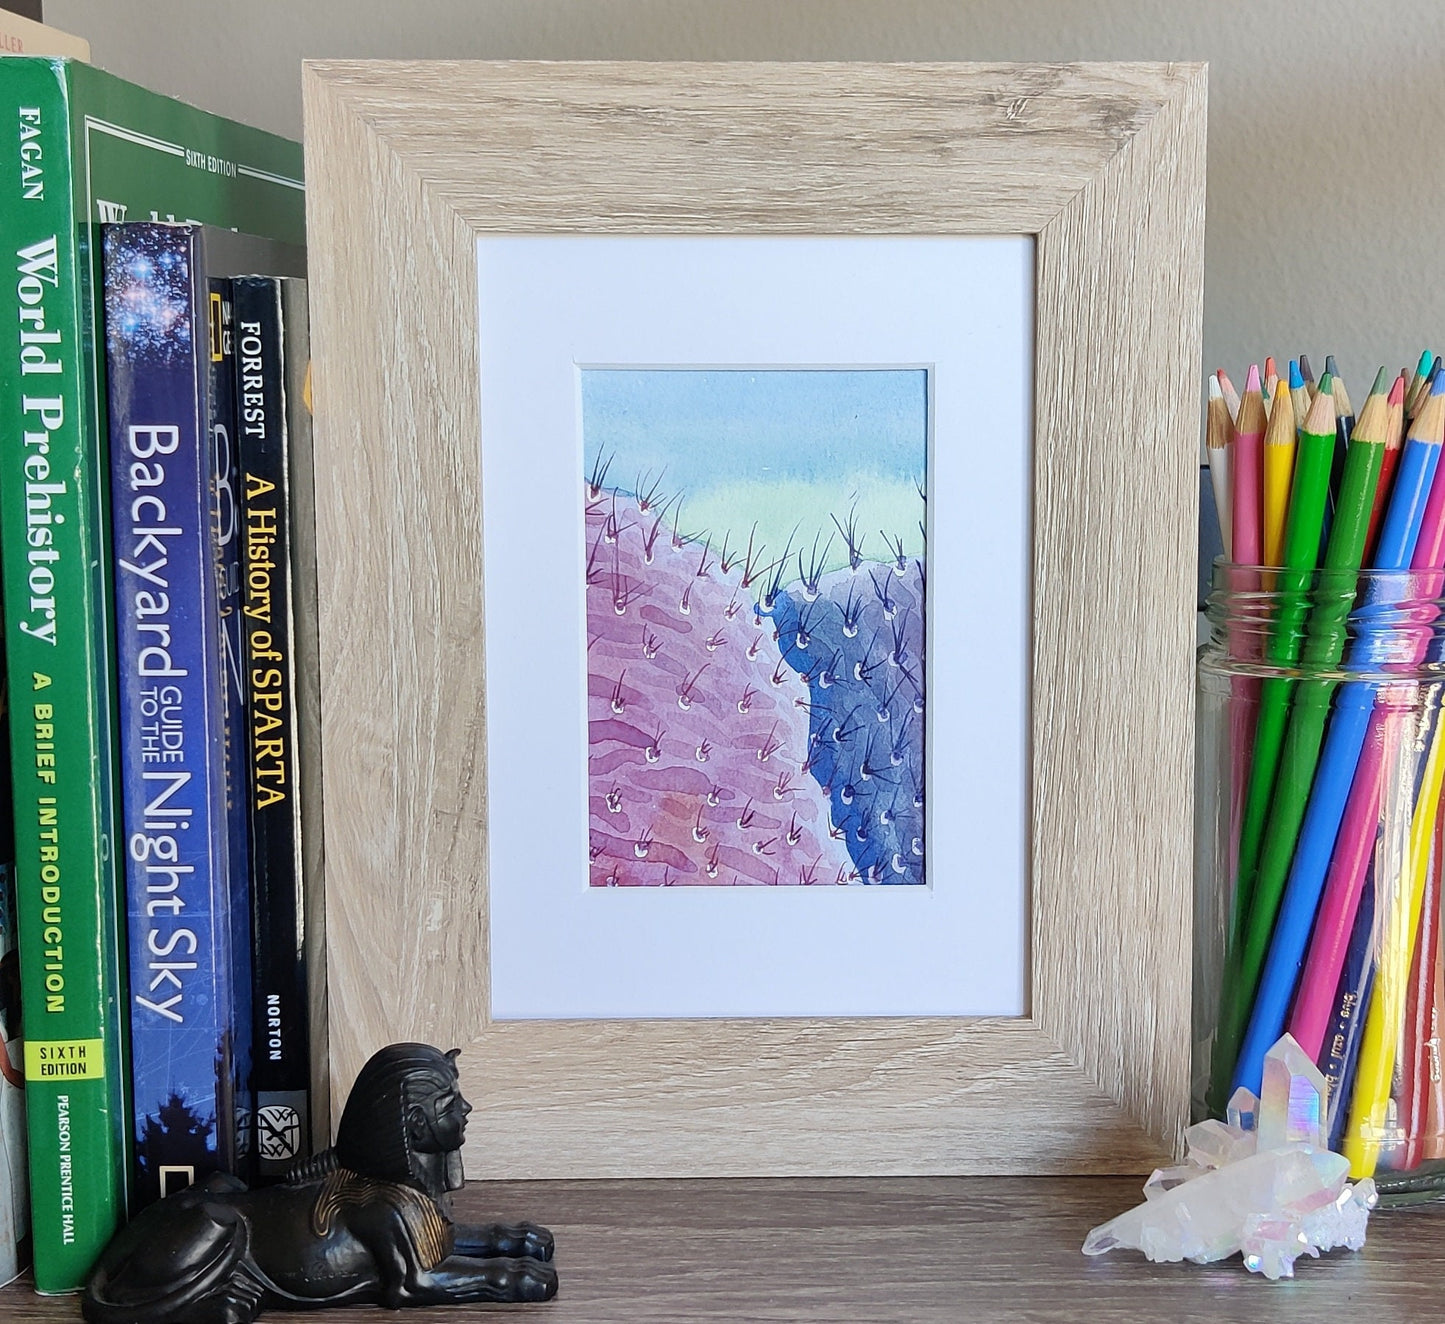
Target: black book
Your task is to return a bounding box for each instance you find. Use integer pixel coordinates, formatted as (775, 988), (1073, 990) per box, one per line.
(232, 276), (319, 1179)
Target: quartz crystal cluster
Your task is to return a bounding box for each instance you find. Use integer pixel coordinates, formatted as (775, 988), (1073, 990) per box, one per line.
(1082, 1035), (1377, 1280)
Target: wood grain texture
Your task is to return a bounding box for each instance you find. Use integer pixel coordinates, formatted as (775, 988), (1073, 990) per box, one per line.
(3, 1177), (1441, 1322)
(300, 61), (1206, 1176)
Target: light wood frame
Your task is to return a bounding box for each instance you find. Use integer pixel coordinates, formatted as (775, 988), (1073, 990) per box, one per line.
(301, 61), (1206, 1176)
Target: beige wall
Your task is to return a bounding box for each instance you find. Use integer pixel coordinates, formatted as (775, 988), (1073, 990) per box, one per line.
(47, 0), (1445, 390)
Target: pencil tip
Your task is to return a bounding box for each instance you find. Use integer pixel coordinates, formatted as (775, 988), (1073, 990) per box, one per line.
(1432, 367), (1445, 397)
(1264, 355), (1278, 376)
(1245, 362), (1261, 392)
(1289, 359), (1304, 389)
(1325, 354), (1339, 378)
(1419, 349), (1434, 376)
(1208, 373), (1223, 400)
(1303, 382), (1336, 433)
(1300, 353), (1315, 382)
(1369, 366), (1389, 396)
(1389, 375), (1406, 405)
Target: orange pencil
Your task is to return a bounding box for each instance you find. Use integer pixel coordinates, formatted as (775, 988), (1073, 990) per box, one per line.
(1263, 356), (1280, 414)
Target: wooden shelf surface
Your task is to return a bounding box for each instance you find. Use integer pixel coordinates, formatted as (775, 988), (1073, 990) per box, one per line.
(2, 1175), (1442, 1322)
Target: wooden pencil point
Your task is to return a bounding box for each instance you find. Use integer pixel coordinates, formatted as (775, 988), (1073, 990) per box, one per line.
(1302, 380), (1336, 436)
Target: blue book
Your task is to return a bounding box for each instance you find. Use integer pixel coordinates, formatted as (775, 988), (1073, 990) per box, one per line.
(103, 223), (302, 1207)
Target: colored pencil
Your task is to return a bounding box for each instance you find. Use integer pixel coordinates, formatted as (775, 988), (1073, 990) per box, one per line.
(1263, 356), (1280, 416)
(1228, 378), (1389, 1095)
(1301, 352), (1318, 399)
(1426, 892), (1445, 1159)
(1217, 367), (1241, 422)
(1407, 348), (1433, 410)
(1399, 805), (1442, 1170)
(1262, 378), (1298, 568)
(1207, 373), (1233, 551)
(1209, 382), (1337, 1109)
(1324, 872), (1376, 1152)
(1230, 367), (1267, 565)
(1289, 374), (1444, 1058)
(1407, 352), (1439, 420)
(1328, 357), (1355, 507)
(1364, 372), (1409, 562)
(1290, 358), (1311, 429)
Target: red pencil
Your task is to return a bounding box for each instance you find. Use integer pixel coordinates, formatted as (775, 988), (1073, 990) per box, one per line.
(1217, 367), (1241, 421)
(1399, 798), (1443, 1169)
(1363, 373), (1408, 562)
(1427, 906), (1445, 1159)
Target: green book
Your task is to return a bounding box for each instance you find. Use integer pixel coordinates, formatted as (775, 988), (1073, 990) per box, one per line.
(0, 57), (303, 1293)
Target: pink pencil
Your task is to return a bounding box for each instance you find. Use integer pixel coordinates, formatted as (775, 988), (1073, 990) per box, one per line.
(1230, 364), (1265, 564)
(1221, 367), (1267, 888)
(1290, 375), (1444, 1055)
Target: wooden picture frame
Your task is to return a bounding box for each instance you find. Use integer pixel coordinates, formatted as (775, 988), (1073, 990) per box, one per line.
(301, 60), (1206, 1176)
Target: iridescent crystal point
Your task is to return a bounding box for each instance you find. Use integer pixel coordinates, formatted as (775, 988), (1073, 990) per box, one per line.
(1258, 1033), (1327, 1150)
(1227, 1085), (1259, 1133)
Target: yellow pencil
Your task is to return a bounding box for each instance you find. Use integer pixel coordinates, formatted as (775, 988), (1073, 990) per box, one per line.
(1262, 377), (1297, 566)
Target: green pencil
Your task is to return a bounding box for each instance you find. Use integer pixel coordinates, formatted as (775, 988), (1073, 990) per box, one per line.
(1209, 375), (1385, 1109)
(1229, 383), (1340, 921)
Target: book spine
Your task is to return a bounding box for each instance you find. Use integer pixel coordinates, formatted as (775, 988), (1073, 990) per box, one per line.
(279, 279), (329, 1155)
(233, 278), (310, 1179)
(0, 57), (129, 1292)
(104, 223), (242, 1208)
(207, 276), (256, 1183)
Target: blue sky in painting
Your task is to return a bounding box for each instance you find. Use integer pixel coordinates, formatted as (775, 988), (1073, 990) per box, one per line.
(580, 368), (928, 570)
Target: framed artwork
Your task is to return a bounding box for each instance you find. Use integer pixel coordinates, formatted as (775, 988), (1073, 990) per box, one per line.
(302, 61), (1206, 1175)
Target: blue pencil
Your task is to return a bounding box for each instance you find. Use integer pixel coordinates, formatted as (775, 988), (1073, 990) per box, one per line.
(1230, 374), (1444, 1096)
(1325, 873), (1376, 1152)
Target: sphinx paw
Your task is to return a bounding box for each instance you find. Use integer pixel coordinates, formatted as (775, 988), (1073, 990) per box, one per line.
(519, 1222), (555, 1263)
(508, 1257), (558, 1302)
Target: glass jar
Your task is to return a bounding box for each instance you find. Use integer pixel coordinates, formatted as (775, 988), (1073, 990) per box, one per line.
(1196, 559), (1445, 1180)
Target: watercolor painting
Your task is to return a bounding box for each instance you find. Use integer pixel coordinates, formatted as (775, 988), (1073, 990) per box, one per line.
(583, 368), (928, 887)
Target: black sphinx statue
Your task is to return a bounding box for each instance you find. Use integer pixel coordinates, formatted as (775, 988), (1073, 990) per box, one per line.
(84, 1044), (556, 1323)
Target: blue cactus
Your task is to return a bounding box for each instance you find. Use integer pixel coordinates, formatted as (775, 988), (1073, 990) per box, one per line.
(762, 540), (925, 885)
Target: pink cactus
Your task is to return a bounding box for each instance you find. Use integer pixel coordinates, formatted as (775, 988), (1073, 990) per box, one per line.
(585, 484), (856, 886)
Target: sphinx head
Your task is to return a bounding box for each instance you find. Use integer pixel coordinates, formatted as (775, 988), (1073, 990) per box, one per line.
(334, 1043), (472, 1199)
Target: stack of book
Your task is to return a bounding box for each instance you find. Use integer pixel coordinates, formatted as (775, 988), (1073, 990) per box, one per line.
(0, 51), (323, 1294)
